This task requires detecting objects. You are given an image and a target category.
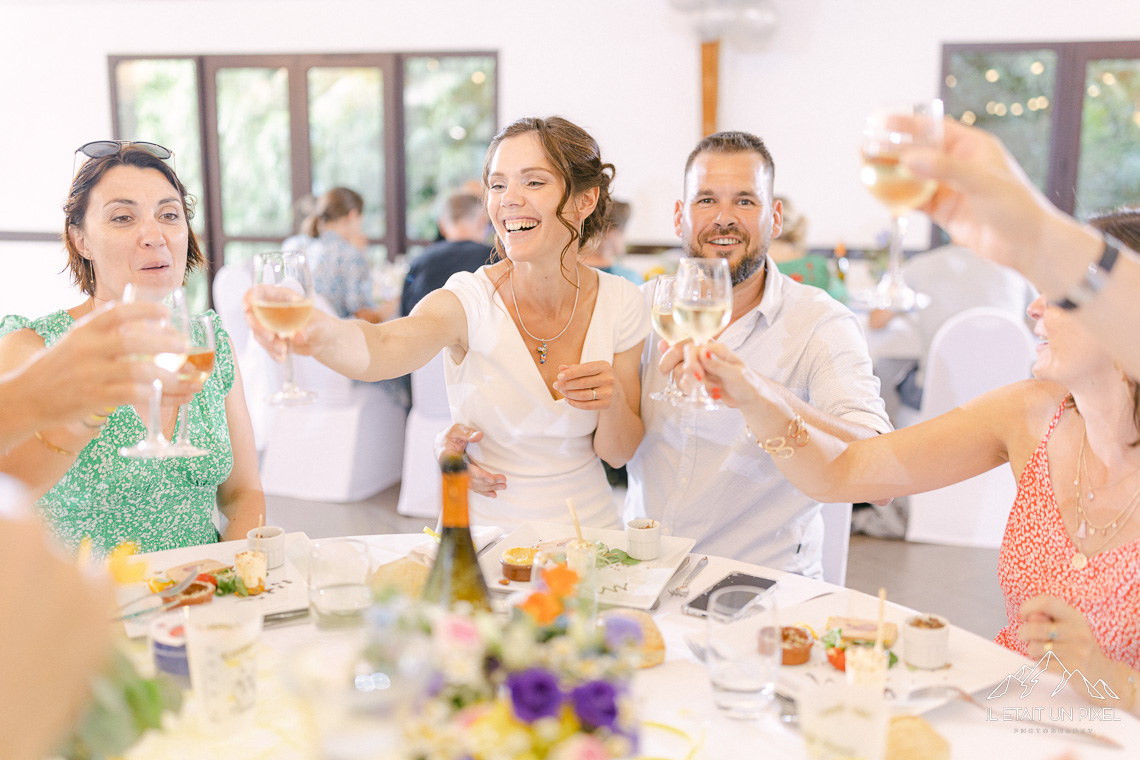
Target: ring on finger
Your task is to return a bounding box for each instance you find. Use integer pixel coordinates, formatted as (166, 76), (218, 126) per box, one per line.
(1044, 641), (1054, 653)
(591, 388), (597, 401)
(1048, 625), (1057, 641)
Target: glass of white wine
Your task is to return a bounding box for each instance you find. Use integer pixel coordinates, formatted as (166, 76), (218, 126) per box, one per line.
(860, 99), (944, 312)
(673, 257), (732, 410)
(252, 251), (317, 406)
(166, 314), (216, 457)
(648, 274), (687, 405)
(119, 284), (190, 459)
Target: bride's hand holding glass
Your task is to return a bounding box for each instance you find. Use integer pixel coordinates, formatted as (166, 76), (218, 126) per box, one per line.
(248, 251), (318, 406)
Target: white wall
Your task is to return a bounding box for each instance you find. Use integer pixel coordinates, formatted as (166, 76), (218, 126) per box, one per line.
(1, 0), (1136, 313)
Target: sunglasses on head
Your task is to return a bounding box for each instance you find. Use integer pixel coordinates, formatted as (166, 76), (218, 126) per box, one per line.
(73, 140), (176, 176)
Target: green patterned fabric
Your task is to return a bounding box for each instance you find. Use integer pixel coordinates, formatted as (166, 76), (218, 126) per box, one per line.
(0, 310), (235, 556)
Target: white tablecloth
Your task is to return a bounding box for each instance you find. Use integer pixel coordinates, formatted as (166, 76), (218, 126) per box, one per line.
(128, 533), (1140, 759)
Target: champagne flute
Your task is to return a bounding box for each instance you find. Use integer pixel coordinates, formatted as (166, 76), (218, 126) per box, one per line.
(859, 99), (943, 312)
(673, 257), (732, 410)
(252, 251), (317, 406)
(166, 314), (216, 457)
(648, 275), (687, 405)
(119, 284), (190, 458)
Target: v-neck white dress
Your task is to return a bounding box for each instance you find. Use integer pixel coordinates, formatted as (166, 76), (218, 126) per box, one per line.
(442, 267), (650, 530)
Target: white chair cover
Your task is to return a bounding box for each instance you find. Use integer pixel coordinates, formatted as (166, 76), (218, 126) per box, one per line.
(820, 502), (853, 586)
(395, 350), (452, 518)
(904, 307), (1037, 548)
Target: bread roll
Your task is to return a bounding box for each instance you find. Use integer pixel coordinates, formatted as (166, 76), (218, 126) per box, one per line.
(886, 715), (949, 760)
(598, 609), (665, 668)
(371, 557), (431, 598)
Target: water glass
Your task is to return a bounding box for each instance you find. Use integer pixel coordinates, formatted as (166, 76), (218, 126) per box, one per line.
(184, 603), (262, 729)
(705, 585), (780, 719)
(309, 539), (374, 630)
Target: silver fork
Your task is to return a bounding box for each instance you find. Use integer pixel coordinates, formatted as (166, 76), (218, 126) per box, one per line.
(669, 556), (708, 597)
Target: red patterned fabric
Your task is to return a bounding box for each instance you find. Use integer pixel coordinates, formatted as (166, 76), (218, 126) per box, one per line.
(996, 400), (1140, 668)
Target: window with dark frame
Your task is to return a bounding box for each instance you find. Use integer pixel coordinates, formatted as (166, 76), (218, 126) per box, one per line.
(107, 52), (498, 312)
(939, 40), (1140, 245)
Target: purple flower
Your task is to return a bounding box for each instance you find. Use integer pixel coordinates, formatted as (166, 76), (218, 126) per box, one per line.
(602, 616), (643, 651)
(506, 668), (563, 723)
(570, 680), (619, 731)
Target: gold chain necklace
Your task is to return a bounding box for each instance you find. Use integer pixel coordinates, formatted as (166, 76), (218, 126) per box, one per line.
(1071, 432), (1140, 569)
(508, 265), (580, 365)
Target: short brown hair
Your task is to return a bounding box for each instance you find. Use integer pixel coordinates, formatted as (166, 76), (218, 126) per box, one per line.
(64, 146), (204, 297)
(440, 191), (485, 226)
(482, 116), (615, 270)
(683, 131), (775, 194)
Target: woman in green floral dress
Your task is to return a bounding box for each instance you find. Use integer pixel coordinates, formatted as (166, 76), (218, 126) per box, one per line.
(0, 142), (264, 555)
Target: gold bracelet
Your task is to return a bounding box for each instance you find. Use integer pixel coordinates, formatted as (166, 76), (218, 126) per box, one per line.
(34, 431), (77, 457)
(746, 415), (811, 459)
(81, 413), (109, 430)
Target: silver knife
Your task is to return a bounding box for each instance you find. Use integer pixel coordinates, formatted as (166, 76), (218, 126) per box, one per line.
(649, 555), (693, 611)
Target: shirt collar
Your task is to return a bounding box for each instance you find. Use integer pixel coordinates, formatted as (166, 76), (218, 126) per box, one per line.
(720, 254), (784, 350)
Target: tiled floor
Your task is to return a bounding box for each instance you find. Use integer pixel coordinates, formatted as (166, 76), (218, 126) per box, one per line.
(267, 486), (1010, 640)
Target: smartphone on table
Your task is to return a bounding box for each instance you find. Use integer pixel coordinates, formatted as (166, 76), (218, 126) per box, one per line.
(681, 571), (778, 619)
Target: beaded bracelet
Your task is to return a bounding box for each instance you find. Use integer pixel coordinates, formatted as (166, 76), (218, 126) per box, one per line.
(746, 415), (811, 459)
(34, 431), (77, 457)
(1053, 234), (1122, 311)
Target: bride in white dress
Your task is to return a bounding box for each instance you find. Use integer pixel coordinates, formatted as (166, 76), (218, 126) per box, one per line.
(246, 116), (649, 529)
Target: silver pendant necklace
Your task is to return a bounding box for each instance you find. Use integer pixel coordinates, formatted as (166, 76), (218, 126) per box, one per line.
(509, 265), (580, 364)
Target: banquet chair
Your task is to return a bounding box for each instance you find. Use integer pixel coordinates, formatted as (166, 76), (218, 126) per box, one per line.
(395, 350), (452, 518)
(820, 502), (853, 586)
(211, 263), (253, 357)
(903, 307), (1037, 548)
(254, 294), (408, 503)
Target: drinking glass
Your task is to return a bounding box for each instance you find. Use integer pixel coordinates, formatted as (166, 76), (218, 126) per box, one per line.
(859, 99), (944, 312)
(251, 251), (317, 406)
(309, 539), (374, 630)
(185, 602), (263, 729)
(648, 275), (686, 405)
(166, 314), (215, 457)
(673, 257), (732, 410)
(119, 284), (190, 459)
(705, 585), (780, 720)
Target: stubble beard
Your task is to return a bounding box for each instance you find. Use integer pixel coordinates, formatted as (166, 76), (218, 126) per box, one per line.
(682, 234), (768, 286)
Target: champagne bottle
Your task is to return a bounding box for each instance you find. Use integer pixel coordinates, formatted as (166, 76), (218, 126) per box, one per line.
(422, 453), (492, 611)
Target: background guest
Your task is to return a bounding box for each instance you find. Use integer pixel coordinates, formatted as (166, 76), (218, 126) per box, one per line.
(307, 187), (389, 323)
(399, 190), (493, 317)
(581, 199), (640, 284)
(0, 141), (264, 555)
(769, 196), (846, 301)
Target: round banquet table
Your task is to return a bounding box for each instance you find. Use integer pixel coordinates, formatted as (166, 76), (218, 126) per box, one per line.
(119, 532), (1140, 759)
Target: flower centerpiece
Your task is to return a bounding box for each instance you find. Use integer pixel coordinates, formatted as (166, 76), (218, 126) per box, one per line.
(398, 563), (641, 760)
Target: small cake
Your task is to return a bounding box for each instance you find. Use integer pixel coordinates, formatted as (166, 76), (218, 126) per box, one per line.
(781, 626), (813, 666)
(234, 550), (267, 595)
(500, 547), (538, 582)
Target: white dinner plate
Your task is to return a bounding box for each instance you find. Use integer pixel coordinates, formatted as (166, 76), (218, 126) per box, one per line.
(717, 590), (1027, 714)
(118, 534), (311, 639)
(480, 521), (696, 610)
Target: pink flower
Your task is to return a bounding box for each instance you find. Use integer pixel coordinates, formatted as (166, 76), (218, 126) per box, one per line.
(440, 615), (481, 648)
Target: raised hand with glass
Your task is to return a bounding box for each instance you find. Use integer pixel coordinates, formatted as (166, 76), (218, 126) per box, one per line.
(165, 314), (216, 457)
(648, 274), (687, 405)
(860, 99), (944, 312)
(119, 284), (190, 459)
(673, 257), (732, 410)
(251, 251), (317, 406)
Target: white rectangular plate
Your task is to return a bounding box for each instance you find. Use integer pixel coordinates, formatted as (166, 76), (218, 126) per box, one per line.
(718, 591), (1028, 713)
(119, 535), (311, 639)
(479, 521), (695, 610)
